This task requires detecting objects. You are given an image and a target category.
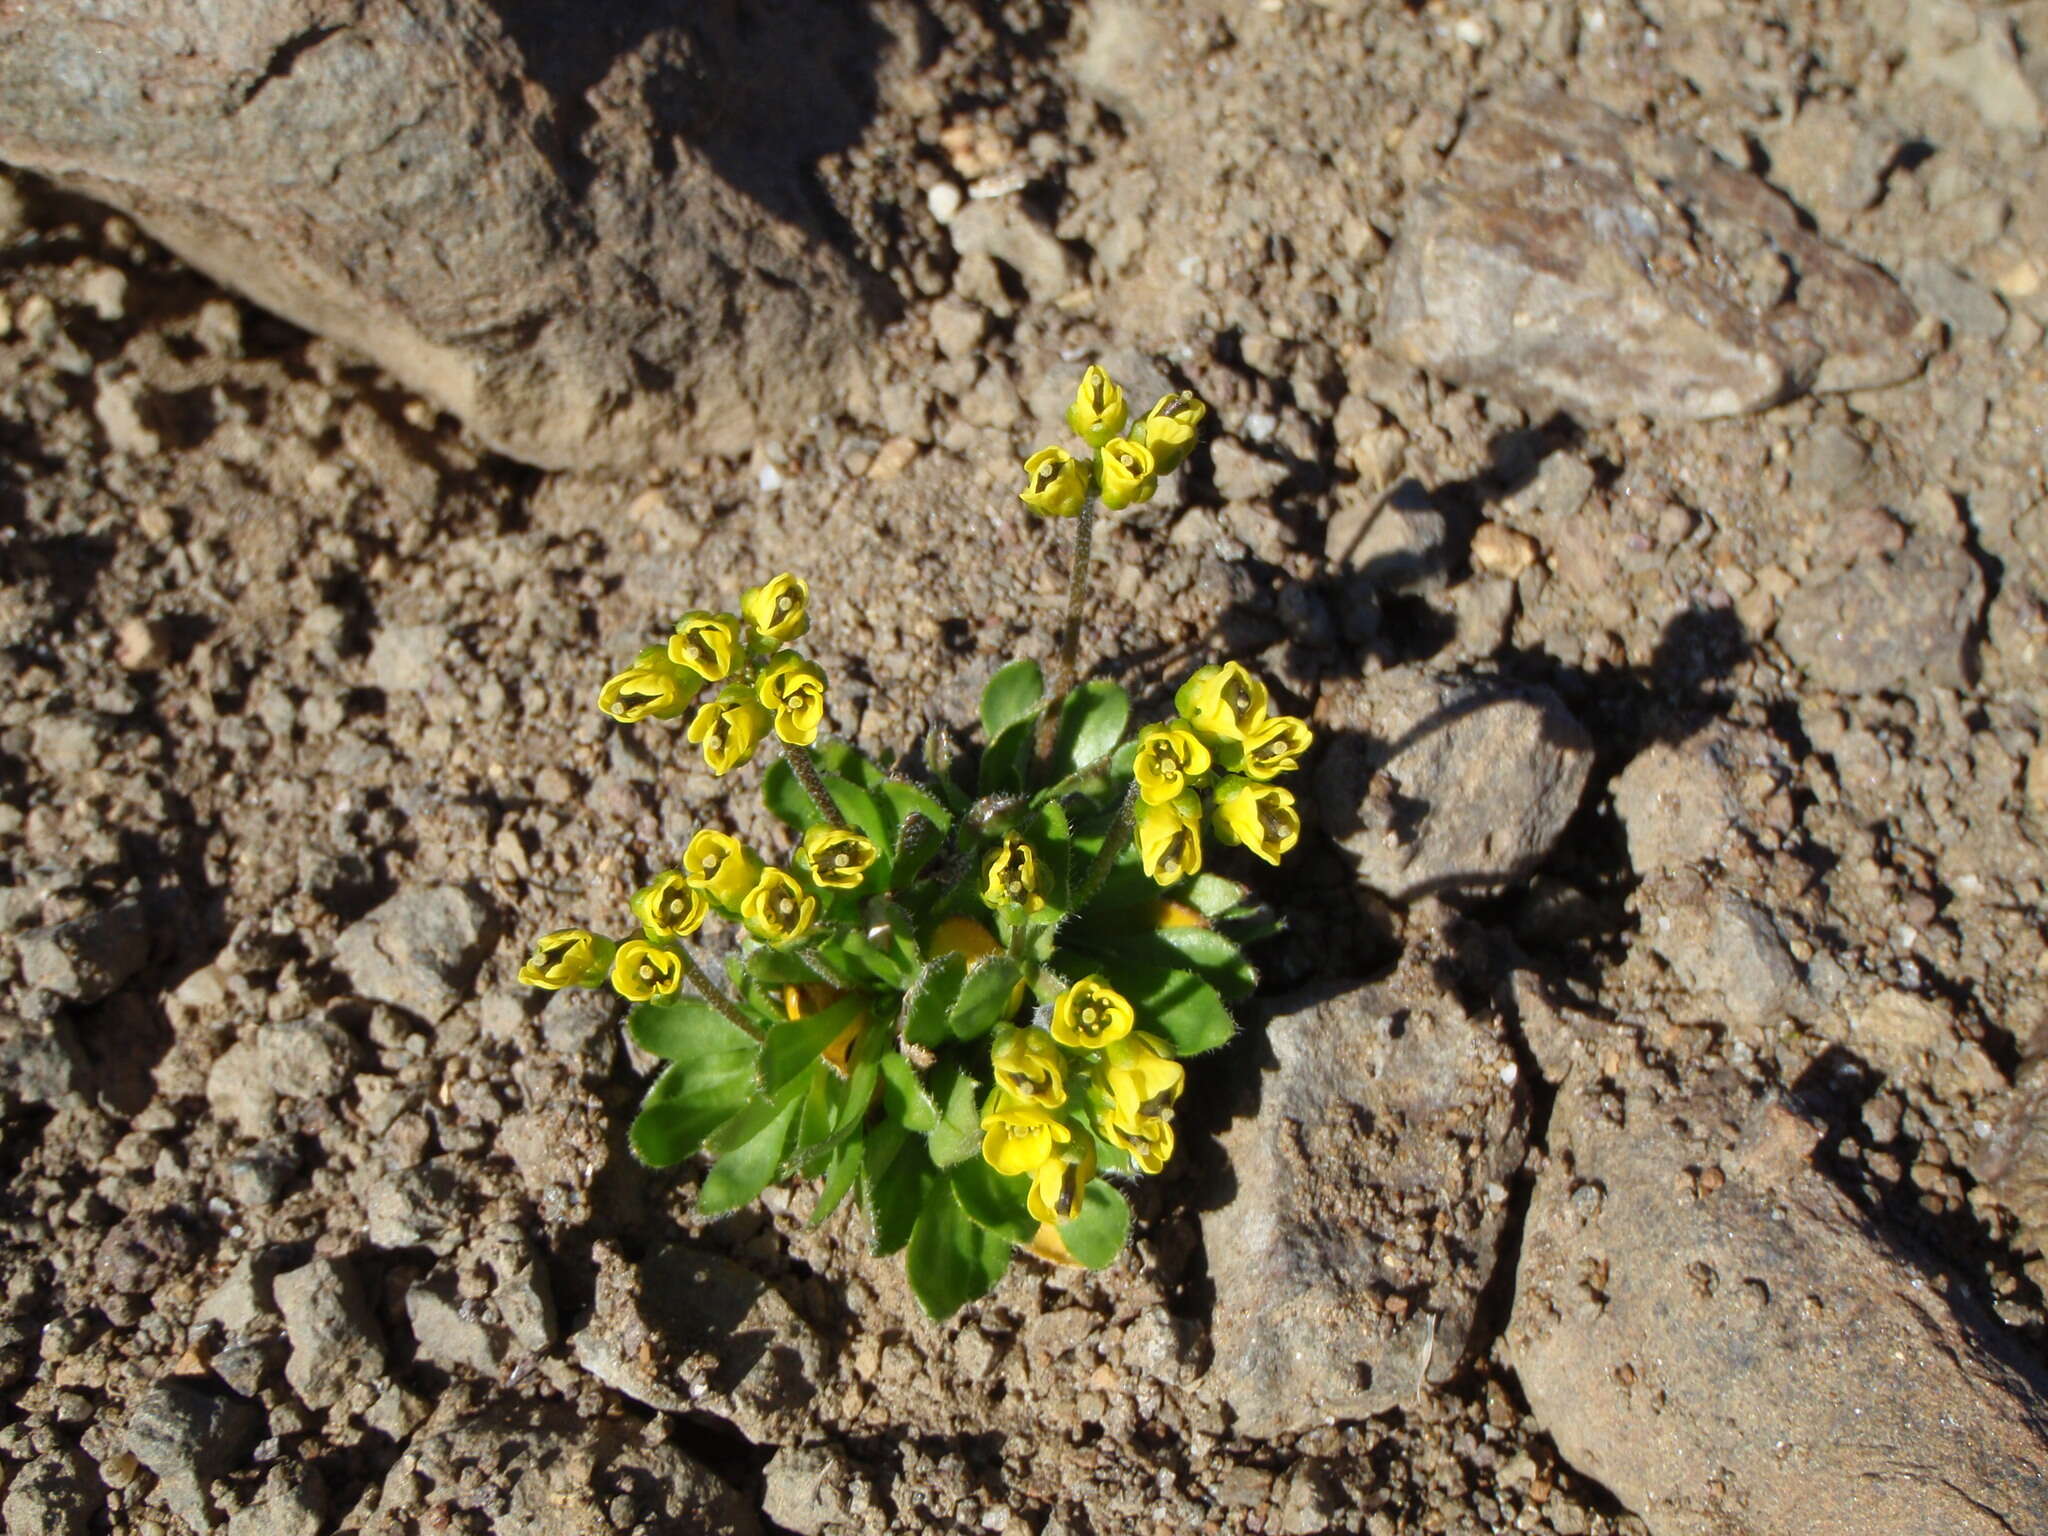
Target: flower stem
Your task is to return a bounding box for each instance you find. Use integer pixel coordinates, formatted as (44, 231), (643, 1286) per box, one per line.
(1074, 779), (1141, 909)
(782, 740), (848, 829)
(1035, 496), (1098, 778)
(676, 948), (762, 1041)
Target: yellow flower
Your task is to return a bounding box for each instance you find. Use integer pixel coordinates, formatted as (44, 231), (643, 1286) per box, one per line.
(687, 685), (774, 775)
(1132, 721), (1212, 807)
(1027, 1142), (1098, 1226)
(980, 1092), (1071, 1177)
(1241, 713), (1313, 780)
(1102, 1030), (1184, 1121)
(990, 1025), (1066, 1108)
(1212, 777), (1301, 866)
(980, 834), (1047, 914)
(740, 867), (818, 945)
(1174, 662), (1269, 744)
(630, 869), (709, 942)
(667, 611), (741, 681)
(683, 829), (763, 910)
(741, 573), (810, 644)
(928, 915), (1001, 963)
(599, 647), (699, 723)
(1019, 446), (1088, 518)
(1136, 790), (1203, 886)
(1134, 390), (1207, 475)
(800, 825), (878, 891)
(517, 928), (615, 990)
(756, 650), (828, 747)
(1097, 436), (1157, 511)
(1065, 364), (1128, 448)
(611, 939), (684, 1003)
(1102, 1104), (1175, 1175)
(1051, 975), (1134, 1050)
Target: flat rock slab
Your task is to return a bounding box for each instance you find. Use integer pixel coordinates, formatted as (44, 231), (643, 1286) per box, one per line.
(0, 2), (881, 471)
(572, 1241), (826, 1444)
(1512, 1066), (2048, 1536)
(1776, 533), (1984, 693)
(1316, 670), (1593, 901)
(1382, 92), (1929, 423)
(1201, 955), (1529, 1438)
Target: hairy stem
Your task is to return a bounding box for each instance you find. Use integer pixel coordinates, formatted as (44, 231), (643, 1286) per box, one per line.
(782, 740), (848, 829)
(677, 948), (762, 1041)
(1035, 497), (1098, 777)
(1074, 779), (1141, 909)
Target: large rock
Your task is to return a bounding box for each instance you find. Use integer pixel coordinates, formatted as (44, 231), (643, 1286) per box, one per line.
(572, 1241), (826, 1443)
(1200, 953), (1530, 1438)
(373, 1399), (757, 1536)
(1776, 532), (1985, 693)
(0, 2), (884, 471)
(1610, 720), (1795, 877)
(1382, 92), (1928, 423)
(274, 1256), (388, 1411)
(334, 885), (495, 1023)
(1316, 669), (1593, 900)
(1512, 1055), (2048, 1536)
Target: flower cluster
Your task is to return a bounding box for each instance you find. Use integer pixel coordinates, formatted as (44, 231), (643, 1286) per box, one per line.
(1134, 663), (1312, 884)
(1019, 366), (1208, 518)
(980, 975), (1185, 1223)
(599, 573), (828, 778)
(517, 818), (882, 1006)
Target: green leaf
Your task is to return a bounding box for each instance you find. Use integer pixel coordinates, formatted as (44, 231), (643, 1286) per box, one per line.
(1096, 961), (1236, 1055)
(837, 927), (906, 989)
(628, 997), (759, 1061)
(862, 1122), (930, 1256)
(949, 1157), (1039, 1244)
(810, 1136), (864, 1228)
(1145, 924), (1258, 1000)
(906, 1181), (1014, 1320)
(950, 955), (1024, 1042)
(880, 780), (953, 837)
(746, 947), (823, 987)
(1057, 1180), (1131, 1269)
(980, 658), (1045, 743)
(1053, 680), (1130, 777)
(978, 717), (1035, 797)
(833, 1007), (890, 1136)
(1074, 925), (1257, 1003)
(926, 1064), (986, 1167)
(878, 1051), (938, 1132)
(698, 1093), (801, 1215)
(628, 1050), (757, 1167)
(761, 995), (864, 1092)
(824, 776), (894, 867)
(762, 756), (822, 833)
(816, 739), (886, 792)
(901, 951), (967, 1047)
(1182, 872), (1251, 918)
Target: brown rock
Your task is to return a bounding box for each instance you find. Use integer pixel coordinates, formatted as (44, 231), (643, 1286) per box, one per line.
(1512, 1063), (2048, 1536)
(1382, 93), (1928, 423)
(0, 2), (883, 470)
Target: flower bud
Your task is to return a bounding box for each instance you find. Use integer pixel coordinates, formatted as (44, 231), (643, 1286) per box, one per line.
(1097, 437), (1157, 511)
(599, 647), (700, 723)
(1027, 1142), (1098, 1226)
(741, 573), (810, 644)
(756, 650), (828, 747)
(1136, 790), (1204, 886)
(687, 684), (774, 775)
(979, 834), (1047, 915)
(1065, 364), (1128, 448)
(667, 611), (741, 681)
(517, 928), (615, 990)
(1019, 446), (1088, 518)
(1211, 776), (1301, 866)
(1133, 390), (1206, 474)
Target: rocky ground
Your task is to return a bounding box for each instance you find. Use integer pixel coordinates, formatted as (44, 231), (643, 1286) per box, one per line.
(4, 1), (2048, 1533)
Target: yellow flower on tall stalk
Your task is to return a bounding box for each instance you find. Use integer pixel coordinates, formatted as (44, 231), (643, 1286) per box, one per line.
(980, 834), (1047, 914)
(1175, 661), (1269, 745)
(598, 647), (699, 723)
(756, 650), (828, 746)
(611, 939), (684, 1003)
(1136, 790), (1204, 886)
(1132, 722), (1212, 806)
(990, 1025), (1066, 1108)
(1101, 1031), (1184, 1121)
(741, 573), (810, 644)
(1102, 1103), (1175, 1175)
(1019, 446), (1088, 518)
(683, 829), (763, 909)
(1134, 390), (1207, 475)
(1211, 777), (1301, 865)
(1240, 713), (1314, 780)
(1097, 437), (1157, 511)
(688, 685), (774, 775)
(630, 870), (709, 942)
(517, 929), (615, 990)
(668, 611), (741, 681)
(1028, 1143), (1097, 1226)
(1050, 975), (1134, 1050)
(800, 825), (878, 891)
(1065, 364), (1128, 448)
(740, 867), (818, 945)
(980, 1092), (1071, 1177)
